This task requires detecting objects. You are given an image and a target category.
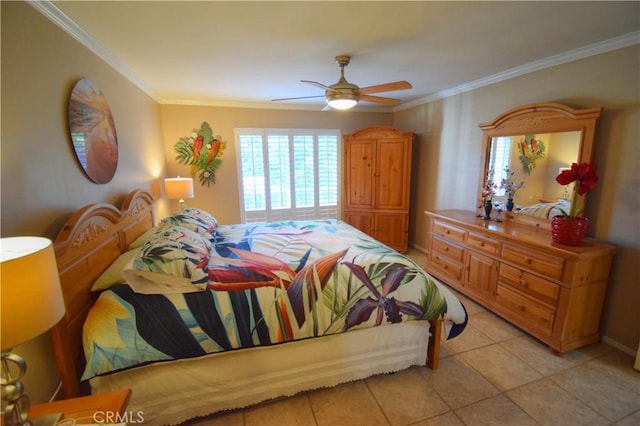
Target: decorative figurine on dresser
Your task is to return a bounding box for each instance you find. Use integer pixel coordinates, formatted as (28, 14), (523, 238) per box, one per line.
(425, 103), (618, 355)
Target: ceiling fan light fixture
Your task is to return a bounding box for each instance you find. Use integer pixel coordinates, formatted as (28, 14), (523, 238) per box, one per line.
(326, 92), (359, 110)
(327, 98), (358, 110)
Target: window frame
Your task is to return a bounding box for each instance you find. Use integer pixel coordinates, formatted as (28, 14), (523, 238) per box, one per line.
(234, 127), (341, 223)
(488, 136), (511, 197)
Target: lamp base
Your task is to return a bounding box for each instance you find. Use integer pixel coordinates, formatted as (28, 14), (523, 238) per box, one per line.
(30, 412), (62, 426)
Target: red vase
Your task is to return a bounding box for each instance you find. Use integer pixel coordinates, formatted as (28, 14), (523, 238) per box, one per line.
(551, 216), (589, 245)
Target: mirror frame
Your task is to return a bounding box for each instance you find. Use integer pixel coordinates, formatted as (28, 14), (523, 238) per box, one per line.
(478, 102), (602, 229)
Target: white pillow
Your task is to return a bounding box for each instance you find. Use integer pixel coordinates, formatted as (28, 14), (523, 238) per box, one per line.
(91, 248), (140, 291)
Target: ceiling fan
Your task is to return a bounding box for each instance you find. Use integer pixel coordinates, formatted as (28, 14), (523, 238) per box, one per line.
(272, 55), (412, 110)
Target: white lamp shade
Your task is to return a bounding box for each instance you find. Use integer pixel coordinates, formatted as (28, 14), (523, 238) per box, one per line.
(165, 177), (194, 200)
(1, 237), (65, 350)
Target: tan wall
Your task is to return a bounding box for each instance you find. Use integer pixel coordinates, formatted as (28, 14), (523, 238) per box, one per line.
(395, 44), (640, 352)
(159, 105), (393, 223)
(1, 2), (169, 402)
(2, 0), (638, 406)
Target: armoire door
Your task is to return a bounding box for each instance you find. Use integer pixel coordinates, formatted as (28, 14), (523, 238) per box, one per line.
(376, 138), (411, 211)
(344, 139), (376, 210)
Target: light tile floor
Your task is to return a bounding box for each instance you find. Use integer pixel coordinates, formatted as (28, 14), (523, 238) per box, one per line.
(185, 250), (640, 426)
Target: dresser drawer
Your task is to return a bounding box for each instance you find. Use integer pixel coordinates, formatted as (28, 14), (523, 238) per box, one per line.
(429, 251), (464, 282)
(468, 232), (500, 255)
(501, 243), (564, 280)
(496, 284), (555, 332)
(431, 236), (464, 263)
(499, 263), (559, 306)
(432, 220), (466, 244)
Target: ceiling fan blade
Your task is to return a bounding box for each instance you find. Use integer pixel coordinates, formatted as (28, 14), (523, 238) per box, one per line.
(360, 94), (402, 106)
(301, 80), (331, 90)
(360, 81), (412, 95)
(272, 95), (325, 102)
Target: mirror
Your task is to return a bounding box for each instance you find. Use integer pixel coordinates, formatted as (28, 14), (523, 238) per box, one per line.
(478, 103), (601, 228)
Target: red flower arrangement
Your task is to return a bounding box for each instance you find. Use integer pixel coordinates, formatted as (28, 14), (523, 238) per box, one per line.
(555, 162), (598, 218)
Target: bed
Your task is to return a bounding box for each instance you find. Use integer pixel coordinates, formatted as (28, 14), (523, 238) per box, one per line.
(517, 199), (571, 219)
(51, 189), (468, 425)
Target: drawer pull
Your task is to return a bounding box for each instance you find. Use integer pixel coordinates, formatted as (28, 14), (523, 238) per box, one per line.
(444, 247), (449, 252)
(519, 280), (528, 287)
(445, 229), (450, 235)
(524, 257), (532, 264)
(479, 242), (485, 247)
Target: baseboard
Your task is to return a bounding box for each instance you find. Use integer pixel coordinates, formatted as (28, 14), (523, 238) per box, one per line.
(601, 336), (638, 357)
(409, 242), (427, 254)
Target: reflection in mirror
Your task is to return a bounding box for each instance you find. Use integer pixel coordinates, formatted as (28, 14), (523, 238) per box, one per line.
(478, 103), (601, 228)
(487, 131), (581, 217)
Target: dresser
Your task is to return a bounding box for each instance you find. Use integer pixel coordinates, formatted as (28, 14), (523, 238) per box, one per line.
(425, 210), (618, 354)
(342, 126), (413, 252)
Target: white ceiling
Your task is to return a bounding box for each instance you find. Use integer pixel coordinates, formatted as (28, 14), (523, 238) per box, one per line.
(39, 1), (639, 111)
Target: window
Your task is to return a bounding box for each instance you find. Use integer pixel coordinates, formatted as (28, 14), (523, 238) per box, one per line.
(488, 136), (511, 197)
(235, 128), (340, 223)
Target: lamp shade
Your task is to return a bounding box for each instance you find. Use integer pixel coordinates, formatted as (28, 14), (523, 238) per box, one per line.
(164, 177), (194, 200)
(1, 237), (65, 351)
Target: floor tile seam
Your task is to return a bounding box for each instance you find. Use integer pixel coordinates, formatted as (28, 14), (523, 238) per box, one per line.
(304, 392), (320, 426)
(496, 339), (559, 377)
(500, 379), (555, 425)
(447, 338), (498, 357)
(587, 348), (640, 378)
(448, 350), (507, 391)
(449, 391), (542, 426)
(363, 376), (393, 426)
(436, 353), (510, 413)
(403, 410), (467, 426)
(531, 374), (623, 423)
(423, 372), (458, 415)
(548, 375), (640, 424)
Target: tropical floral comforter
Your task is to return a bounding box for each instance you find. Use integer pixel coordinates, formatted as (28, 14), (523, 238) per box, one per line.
(82, 215), (467, 379)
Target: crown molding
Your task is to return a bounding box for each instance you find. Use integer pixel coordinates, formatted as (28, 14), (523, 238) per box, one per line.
(30, 1), (639, 111)
(396, 30), (640, 112)
(28, 0), (157, 99)
(159, 97), (391, 113)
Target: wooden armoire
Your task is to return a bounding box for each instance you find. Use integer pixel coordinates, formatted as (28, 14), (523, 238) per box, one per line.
(342, 126), (413, 252)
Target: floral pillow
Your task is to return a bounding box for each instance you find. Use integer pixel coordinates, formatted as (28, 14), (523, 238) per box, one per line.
(125, 225), (210, 294)
(161, 210), (216, 245)
(181, 207), (217, 229)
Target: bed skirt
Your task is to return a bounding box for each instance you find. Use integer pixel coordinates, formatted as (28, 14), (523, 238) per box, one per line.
(90, 321), (432, 425)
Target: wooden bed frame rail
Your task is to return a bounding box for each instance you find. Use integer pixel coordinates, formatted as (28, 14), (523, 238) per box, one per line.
(50, 189), (441, 399)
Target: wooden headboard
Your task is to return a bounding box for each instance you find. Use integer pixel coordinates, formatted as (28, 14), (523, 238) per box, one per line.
(51, 189), (155, 398)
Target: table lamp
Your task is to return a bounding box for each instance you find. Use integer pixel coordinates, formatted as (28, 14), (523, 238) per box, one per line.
(1, 237), (66, 426)
(164, 177), (194, 211)
(559, 167), (572, 200)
